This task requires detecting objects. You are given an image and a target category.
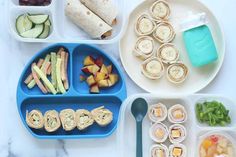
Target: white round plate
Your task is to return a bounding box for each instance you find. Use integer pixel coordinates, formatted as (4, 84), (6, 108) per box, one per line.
(119, 0), (225, 94)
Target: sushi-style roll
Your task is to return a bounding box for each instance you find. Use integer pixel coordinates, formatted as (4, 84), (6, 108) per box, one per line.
(148, 103), (168, 122)
(169, 143), (187, 157)
(150, 0), (170, 21)
(150, 144), (169, 157)
(149, 122), (168, 143)
(169, 124), (187, 143)
(75, 109), (94, 130)
(26, 110), (44, 129)
(135, 14), (156, 36)
(168, 104), (187, 124)
(59, 109), (76, 131)
(91, 106), (113, 126)
(44, 110), (61, 132)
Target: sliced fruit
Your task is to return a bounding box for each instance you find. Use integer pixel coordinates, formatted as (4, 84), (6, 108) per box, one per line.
(90, 85), (100, 93)
(27, 14), (49, 24)
(16, 14), (33, 34)
(107, 79), (113, 87)
(109, 74), (119, 86)
(98, 79), (109, 88)
(38, 24), (50, 39)
(95, 72), (106, 82)
(81, 64), (100, 75)
(80, 75), (86, 82)
(100, 64), (109, 74)
(107, 65), (113, 74)
(20, 24), (44, 38)
(84, 56), (95, 66)
(86, 75), (96, 86)
(95, 57), (103, 67)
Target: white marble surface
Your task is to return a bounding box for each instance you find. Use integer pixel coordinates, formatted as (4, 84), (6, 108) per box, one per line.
(0, 0), (236, 157)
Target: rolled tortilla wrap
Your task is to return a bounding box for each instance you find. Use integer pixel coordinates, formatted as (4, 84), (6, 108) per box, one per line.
(65, 0), (112, 39)
(80, 0), (118, 25)
(26, 110), (44, 129)
(44, 110), (61, 132)
(76, 109), (94, 130)
(91, 106), (113, 126)
(59, 109), (76, 131)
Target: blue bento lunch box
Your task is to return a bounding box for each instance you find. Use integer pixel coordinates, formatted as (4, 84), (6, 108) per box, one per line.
(16, 43), (127, 139)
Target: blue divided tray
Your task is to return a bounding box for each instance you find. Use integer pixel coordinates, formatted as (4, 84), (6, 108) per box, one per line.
(16, 43), (127, 139)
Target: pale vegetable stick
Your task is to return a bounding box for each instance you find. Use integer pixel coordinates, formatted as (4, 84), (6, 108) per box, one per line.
(24, 59), (44, 84)
(51, 52), (57, 88)
(42, 62), (51, 92)
(56, 58), (66, 94)
(33, 65), (57, 95)
(60, 50), (66, 81)
(63, 52), (69, 90)
(27, 55), (51, 89)
(31, 63), (48, 94)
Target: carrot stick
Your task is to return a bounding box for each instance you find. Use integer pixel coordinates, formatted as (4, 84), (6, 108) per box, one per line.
(63, 52), (69, 90)
(24, 59), (44, 84)
(31, 63), (48, 94)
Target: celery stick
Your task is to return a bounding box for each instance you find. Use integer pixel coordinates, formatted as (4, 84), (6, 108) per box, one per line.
(51, 52), (57, 88)
(56, 58), (66, 94)
(33, 65), (56, 95)
(27, 55), (51, 88)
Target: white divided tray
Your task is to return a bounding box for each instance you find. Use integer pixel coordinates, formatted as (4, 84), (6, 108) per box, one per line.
(8, 0), (125, 43)
(117, 94), (236, 157)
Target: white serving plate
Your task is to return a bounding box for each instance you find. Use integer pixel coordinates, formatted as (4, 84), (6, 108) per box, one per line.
(119, 0), (225, 94)
(8, 0), (125, 44)
(117, 94), (236, 157)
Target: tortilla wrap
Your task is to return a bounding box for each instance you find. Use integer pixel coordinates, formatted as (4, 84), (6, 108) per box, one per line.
(65, 0), (112, 39)
(80, 0), (118, 25)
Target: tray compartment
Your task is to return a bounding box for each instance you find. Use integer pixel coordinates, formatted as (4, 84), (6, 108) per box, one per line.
(118, 95), (196, 157)
(19, 44), (72, 96)
(19, 95), (122, 139)
(193, 95), (236, 128)
(72, 44), (124, 95)
(55, 0), (125, 43)
(9, 7), (56, 42)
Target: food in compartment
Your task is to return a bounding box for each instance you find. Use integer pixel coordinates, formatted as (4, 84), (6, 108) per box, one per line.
(150, 144), (169, 157)
(44, 110), (61, 132)
(81, 55), (119, 93)
(141, 57), (164, 80)
(16, 14), (51, 39)
(199, 133), (235, 157)
(26, 109), (44, 129)
(196, 101), (231, 126)
(19, 0), (51, 6)
(80, 0), (118, 25)
(153, 22), (175, 43)
(149, 122), (169, 143)
(26, 106), (113, 132)
(91, 106), (113, 126)
(169, 124), (186, 144)
(166, 62), (188, 84)
(24, 47), (69, 94)
(133, 36), (155, 60)
(169, 143), (187, 157)
(156, 43), (179, 64)
(65, 0), (118, 39)
(148, 103), (167, 122)
(59, 109), (76, 131)
(135, 14), (156, 36)
(75, 109), (94, 130)
(150, 0), (170, 21)
(168, 104), (187, 123)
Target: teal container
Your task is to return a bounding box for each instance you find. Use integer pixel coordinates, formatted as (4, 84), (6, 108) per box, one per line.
(183, 25), (218, 67)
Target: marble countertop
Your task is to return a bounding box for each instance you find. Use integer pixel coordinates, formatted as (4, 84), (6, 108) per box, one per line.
(0, 0), (236, 157)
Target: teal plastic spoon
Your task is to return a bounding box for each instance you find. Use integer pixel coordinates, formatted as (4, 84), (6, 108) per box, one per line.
(131, 98), (148, 157)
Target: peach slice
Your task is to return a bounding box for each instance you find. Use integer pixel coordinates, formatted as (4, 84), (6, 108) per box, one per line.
(86, 75), (96, 86)
(107, 65), (113, 74)
(82, 65), (100, 75)
(109, 74), (119, 86)
(98, 79), (109, 88)
(100, 64), (109, 74)
(84, 56), (95, 66)
(95, 72), (106, 82)
(95, 57), (104, 67)
(90, 85), (100, 93)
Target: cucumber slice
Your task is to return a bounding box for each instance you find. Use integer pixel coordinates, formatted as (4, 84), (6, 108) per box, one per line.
(16, 14), (33, 34)
(38, 24), (50, 39)
(27, 14), (49, 24)
(44, 19), (51, 26)
(20, 24), (44, 38)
